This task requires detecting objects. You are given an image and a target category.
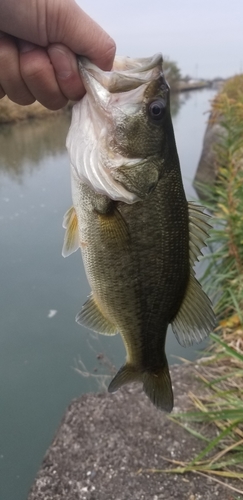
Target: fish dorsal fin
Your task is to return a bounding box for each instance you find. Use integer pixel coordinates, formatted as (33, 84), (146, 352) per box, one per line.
(188, 202), (212, 265)
(76, 295), (118, 335)
(62, 206), (79, 257)
(171, 202), (216, 347)
(171, 271), (216, 347)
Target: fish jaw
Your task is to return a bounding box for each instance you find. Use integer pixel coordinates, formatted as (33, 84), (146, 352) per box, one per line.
(66, 53), (171, 203)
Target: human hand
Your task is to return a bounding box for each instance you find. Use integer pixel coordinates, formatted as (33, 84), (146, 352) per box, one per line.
(0, 0), (115, 109)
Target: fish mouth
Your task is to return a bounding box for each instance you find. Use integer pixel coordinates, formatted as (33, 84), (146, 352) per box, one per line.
(78, 53), (163, 94)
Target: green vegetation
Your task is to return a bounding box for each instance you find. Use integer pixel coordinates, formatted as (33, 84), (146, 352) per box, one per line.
(163, 75), (243, 494)
(203, 74), (243, 319)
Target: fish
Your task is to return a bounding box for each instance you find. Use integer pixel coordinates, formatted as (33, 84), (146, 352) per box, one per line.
(63, 53), (215, 412)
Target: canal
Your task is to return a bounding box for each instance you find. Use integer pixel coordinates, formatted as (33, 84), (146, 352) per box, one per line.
(0, 87), (217, 500)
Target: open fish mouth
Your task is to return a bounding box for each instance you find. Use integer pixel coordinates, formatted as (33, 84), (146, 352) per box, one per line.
(78, 53), (163, 94)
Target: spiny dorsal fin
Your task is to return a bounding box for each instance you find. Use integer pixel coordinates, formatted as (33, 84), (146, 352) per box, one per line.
(188, 202), (212, 265)
(62, 206), (79, 257)
(76, 295), (118, 335)
(171, 271), (216, 347)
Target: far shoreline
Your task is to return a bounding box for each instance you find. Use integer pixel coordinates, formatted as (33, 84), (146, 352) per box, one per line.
(0, 83), (213, 125)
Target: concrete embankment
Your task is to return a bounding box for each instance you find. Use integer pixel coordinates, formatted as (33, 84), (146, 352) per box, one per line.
(194, 119), (226, 188)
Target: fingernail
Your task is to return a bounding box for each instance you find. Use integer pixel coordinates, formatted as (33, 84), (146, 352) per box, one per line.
(19, 41), (36, 53)
(48, 46), (73, 79)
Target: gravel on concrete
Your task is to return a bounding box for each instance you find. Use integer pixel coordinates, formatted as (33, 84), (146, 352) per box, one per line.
(28, 365), (241, 500)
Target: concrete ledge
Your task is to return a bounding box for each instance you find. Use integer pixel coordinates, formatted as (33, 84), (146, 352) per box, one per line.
(28, 365), (235, 500)
(194, 120), (226, 191)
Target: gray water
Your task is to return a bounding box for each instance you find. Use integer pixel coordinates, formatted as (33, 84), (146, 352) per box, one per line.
(0, 87), (216, 500)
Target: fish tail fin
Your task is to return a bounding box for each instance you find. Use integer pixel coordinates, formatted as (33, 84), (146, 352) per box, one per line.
(108, 363), (140, 393)
(142, 363), (173, 413)
(108, 361), (173, 413)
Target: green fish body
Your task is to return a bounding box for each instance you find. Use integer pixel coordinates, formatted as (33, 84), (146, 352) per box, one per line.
(63, 54), (215, 411)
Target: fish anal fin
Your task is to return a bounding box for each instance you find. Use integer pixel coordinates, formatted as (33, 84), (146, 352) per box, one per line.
(76, 295), (117, 335)
(171, 272), (216, 347)
(62, 206), (79, 257)
(108, 361), (173, 413)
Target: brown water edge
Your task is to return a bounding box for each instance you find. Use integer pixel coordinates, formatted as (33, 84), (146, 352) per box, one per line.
(0, 96), (72, 124)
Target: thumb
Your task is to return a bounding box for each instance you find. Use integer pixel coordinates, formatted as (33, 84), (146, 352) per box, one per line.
(46, 0), (116, 71)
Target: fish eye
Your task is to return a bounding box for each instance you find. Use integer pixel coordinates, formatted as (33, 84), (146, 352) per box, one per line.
(148, 99), (166, 122)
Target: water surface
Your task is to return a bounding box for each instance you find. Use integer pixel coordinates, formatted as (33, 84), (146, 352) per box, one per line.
(0, 88), (216, 500)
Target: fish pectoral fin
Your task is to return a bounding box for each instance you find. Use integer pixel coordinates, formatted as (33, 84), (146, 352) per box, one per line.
(171, 272), (216, 347)
(76, 295), (118, 335)
(97, 207), (130, 249)
(62, 206), (79, 257)
(108, 361), (173, 413)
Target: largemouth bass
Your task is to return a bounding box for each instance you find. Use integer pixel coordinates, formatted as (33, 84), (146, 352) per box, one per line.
(63, 54), (215, 412)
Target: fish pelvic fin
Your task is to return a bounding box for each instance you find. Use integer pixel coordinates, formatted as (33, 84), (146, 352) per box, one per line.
(108, 361), (173, 413)
(76, 294), (118, 335)
(62, 206), (79, 257)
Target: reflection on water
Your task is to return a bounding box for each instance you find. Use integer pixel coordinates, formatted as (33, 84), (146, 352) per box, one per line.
(170, 91), (186, 117)
(0, 114), (71, 178)
(0, 88), (217, 500)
